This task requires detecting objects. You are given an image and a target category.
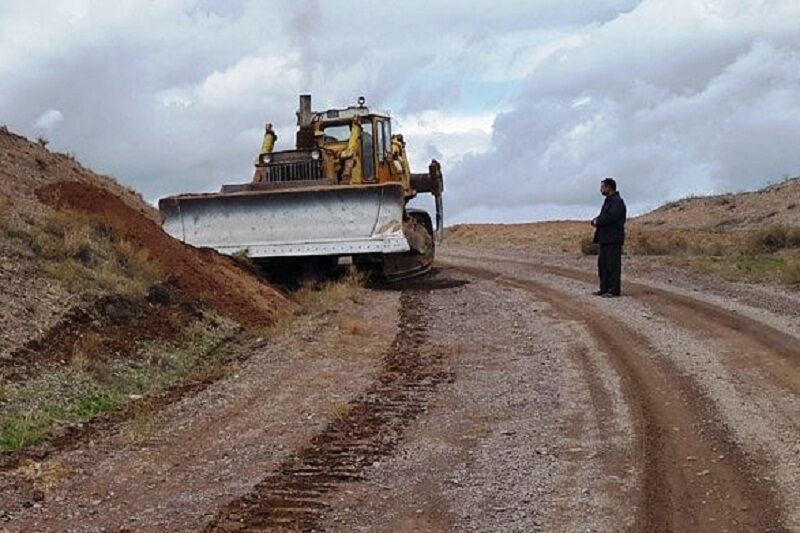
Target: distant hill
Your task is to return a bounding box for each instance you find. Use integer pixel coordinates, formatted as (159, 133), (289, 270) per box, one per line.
(444, 177), (800, 254)
(636, 177), (800, 231)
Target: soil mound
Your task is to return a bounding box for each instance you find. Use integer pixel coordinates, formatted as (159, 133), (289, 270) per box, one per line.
(36, 181), (288, 327)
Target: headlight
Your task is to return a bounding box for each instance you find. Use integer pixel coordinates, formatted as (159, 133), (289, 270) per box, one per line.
(260, 153), (271, 164)
(311, 149), (321, 160)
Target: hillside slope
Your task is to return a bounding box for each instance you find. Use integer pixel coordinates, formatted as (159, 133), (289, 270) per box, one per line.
(445, 177), (800, 255)
(0, 127), (295, 454)
(637, 177), (800, 230)
(1, 128), (288, 358)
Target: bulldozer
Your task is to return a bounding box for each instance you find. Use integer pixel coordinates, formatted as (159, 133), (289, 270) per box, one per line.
(158, 95), (443, 280)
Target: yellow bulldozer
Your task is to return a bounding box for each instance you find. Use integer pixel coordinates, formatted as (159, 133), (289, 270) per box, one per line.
(158, 95), (443, 280)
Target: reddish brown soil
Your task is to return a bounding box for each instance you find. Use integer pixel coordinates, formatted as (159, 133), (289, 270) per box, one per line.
(36, 181), (290, 327)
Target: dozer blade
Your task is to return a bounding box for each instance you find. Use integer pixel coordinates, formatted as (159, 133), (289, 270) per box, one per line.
(158, 183), (410, 258)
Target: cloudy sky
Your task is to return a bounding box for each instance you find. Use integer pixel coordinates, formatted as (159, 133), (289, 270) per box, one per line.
(1, 0), (799, 222)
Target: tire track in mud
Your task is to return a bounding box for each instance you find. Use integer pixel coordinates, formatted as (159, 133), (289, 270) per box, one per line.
(447, 254), (800, 393)
(447, 262), (786, 532)
(207, 287), (450, 532)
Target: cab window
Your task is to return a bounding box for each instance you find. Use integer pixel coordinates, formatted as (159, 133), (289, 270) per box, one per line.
(322, 124), (351, 142)
(376, 120), (385, 163)
(361, 121), (374, 180)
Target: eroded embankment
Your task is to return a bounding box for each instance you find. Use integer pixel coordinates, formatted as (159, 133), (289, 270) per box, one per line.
(1, 179), (289, 463)
(208, 286), (451, 531)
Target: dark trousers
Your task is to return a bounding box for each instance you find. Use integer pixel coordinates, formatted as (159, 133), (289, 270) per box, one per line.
(598, 243), (622, 296)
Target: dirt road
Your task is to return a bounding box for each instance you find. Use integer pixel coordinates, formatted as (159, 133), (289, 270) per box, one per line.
(2, 249), (798, 532)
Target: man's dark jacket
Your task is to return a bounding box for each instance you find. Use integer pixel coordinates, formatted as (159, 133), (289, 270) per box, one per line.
(593, 191), (627, 245)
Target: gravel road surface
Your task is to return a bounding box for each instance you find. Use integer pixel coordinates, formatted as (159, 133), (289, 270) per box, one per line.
(1, 249), (798, 532)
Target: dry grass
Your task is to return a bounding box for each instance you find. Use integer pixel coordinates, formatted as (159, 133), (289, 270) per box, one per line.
(16, 458), (69, 492)
(0, 194), (12, 239)
(748, 225), (800, 253)
(320, 399), (351, 419)
(671, 254), (800, 286)
(446, 221), (588, 254)
(464, 424), (491, 439)
(337, 317), (369, 336)
(293, 268), (365, 311)
(783, 261), (800, 285)
(1, 209), (161, 296)
(70, 332), (108, 374)
(120, 399), (161, 444)
(447, 220), (800, 287)
(579, 236), (598, 255)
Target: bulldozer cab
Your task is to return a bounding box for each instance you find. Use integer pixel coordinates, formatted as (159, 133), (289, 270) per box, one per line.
(313, 103), (398, 186)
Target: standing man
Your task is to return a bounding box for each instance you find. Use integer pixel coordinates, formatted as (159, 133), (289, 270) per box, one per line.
(591, 178), (627, 297)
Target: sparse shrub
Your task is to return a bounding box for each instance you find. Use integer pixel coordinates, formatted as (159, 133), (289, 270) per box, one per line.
(0, 196), (10, 233)
(10, 210), (160, 295)
(629, 232), (688, 256)
(36, 136), (49, 148)
(580, 236), (598, 255)
(63, 224), (96, 264)
(16, 457), (68, 491)
(337, 317), (368, 336)
(293, 267), (365, 311)
(782, 261), (800, 286)
(749, 225), (800, 253)
(71, 332), (107, 373)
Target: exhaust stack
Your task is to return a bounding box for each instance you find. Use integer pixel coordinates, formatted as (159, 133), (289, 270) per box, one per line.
(296, 94), (314, 148)
(297, 94), (312, 127)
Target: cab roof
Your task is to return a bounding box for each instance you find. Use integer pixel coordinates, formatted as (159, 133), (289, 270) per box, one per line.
(313, 104), (390, 124)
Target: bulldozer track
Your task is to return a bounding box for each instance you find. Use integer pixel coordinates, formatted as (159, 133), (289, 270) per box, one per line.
(445, 261), (786, 532)
(208, 288), (450, 531)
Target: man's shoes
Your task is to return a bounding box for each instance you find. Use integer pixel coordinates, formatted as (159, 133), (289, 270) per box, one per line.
(601, 293), (620, 298)
(593, 291), (606, 296)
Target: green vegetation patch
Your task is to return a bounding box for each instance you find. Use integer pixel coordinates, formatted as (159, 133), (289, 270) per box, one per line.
(0, 313), (239, 453)
(668, 254), (800, 286)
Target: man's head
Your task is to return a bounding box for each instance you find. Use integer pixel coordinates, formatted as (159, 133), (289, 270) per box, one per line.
(600, 177), (617, 196)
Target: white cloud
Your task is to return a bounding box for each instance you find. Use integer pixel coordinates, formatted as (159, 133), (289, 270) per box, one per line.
(0, 0), (797, 225)
(448, 0), (800, 221)
(197, 54), (302, 108)
(34, 109), (64, 130)
(393, 111), (495, 172)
